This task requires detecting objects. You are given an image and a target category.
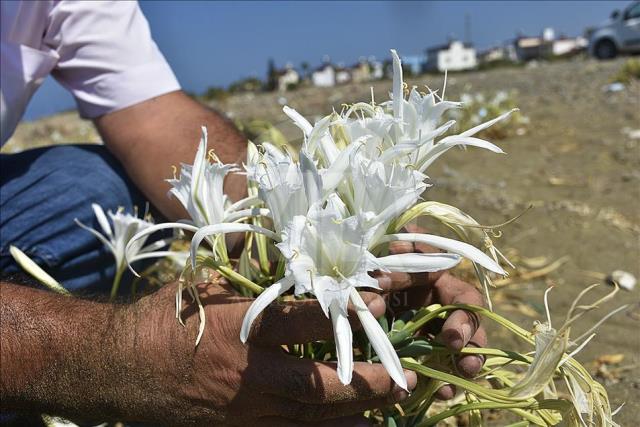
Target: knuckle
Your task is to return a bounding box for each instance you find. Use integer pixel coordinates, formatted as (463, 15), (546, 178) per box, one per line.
(389, 241), (414, 254)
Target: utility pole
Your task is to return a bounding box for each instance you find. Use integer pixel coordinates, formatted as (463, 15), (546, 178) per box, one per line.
(464, 12), (471, 45)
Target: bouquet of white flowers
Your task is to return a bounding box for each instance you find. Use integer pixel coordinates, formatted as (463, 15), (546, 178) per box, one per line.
(13, 49), (621, 426)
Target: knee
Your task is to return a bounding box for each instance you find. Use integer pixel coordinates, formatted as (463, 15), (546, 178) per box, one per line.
(0, 145), (146, 283)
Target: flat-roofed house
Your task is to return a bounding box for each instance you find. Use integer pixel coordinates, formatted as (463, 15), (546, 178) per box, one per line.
(425, 40), (477, 72)
(311, 63), (335, 87)
(276, 64), (300, 92)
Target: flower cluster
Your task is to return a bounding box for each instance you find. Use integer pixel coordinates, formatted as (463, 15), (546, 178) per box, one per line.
(129, 50), (517, 389)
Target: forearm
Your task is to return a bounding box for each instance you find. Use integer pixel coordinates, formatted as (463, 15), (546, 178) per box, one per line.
(95, 91), (248, 221)
(1, 282), (134, 420)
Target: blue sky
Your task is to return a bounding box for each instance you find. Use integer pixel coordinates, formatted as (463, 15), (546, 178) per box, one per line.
(24, 0), (630, 120)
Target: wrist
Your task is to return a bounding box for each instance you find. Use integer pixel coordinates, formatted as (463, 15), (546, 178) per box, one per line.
(112, 282), (201, 423)
(1, 283), (122, 419)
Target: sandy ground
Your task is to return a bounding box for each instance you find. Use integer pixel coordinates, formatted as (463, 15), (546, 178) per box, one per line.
(5, 57), (639, 424)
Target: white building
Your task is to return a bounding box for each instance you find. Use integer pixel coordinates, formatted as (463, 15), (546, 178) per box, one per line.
(335, 65), (351, 84)
(552, 37), (588, 56)
(479, 44), (517, 64)
(514, 28), (588, 61)
(425, 40), (477, 72)
(276, 64), (300, 92)
(369, 59), (384, 80)
(311, 63), (335, 87)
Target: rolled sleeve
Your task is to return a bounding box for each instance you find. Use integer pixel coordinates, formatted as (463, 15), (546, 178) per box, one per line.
(44, 0), (180, 118)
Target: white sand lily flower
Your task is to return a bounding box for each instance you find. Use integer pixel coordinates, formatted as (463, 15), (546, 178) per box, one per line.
(240, 203), (462, 389)
(167, 126), (265, 227)
(76, 203), (175, 299)
(247, 142), (311, 234)
(510, 286), (625, 403)
(345, 152), (429, 234)
(384, 50), (516, 173)
(128, 127), (269, 268)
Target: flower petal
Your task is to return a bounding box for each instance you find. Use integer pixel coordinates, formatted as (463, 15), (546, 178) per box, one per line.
(240, 275), (294, 343)
(138, 237), (173, 254)
(379, 233), (505, 275)
(350, 289), (407, 390)
(224, 208), (271, 223)
(283, 106), (313, 136)
(91, 203), (113, 238)
(390, 49), (403, 123)
(130, 251), (186, 266)
(190, 223), (278, 269)
(9, 246), (70, 296)
(369, 190), (422, 228)
(419, 136), (505, 172)
(378, 120), (456, 164)
(460, 108), (518, 138)
(126, 222), (199, 276)
(329, 301), (354, 385)
(75, 219), (115, 254)
(299, 151), (322, 206)
(226, 195), (262, 213)
(376, 252), (461, 273)
(321, 139), (361, 195)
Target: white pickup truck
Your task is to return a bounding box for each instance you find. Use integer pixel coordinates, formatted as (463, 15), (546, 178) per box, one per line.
(589, 1), (640, 59)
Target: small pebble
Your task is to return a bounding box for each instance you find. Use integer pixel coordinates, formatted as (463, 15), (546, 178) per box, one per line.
(606, 270), (637, 291)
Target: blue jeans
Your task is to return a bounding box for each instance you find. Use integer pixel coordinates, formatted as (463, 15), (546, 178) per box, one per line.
(1, 144), (148, 295)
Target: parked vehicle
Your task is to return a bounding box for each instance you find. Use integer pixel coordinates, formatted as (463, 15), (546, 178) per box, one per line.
(589, 1), (640, 59)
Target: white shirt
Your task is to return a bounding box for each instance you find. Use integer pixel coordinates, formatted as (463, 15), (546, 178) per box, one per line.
(0, 0), (181, 145)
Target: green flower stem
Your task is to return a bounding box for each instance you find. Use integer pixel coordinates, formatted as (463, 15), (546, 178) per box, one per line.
(216, 265), (264, 295)
(252, 217), (271, 275)
(200, 257), (265, 295)
(402, 304), (533, 342)
(401, 359), (521, 404)
(274, 256), (286, 281)
(415, 401), (543, 427)
(402, 360), (562, 427)
(505, 421), (529, 427)
(502, 421), (532, 427)
(400, 378), (441, 416)
(215, 235), (230, 265)
(109, 265), (125, 301)
(399, 305), (573, 427)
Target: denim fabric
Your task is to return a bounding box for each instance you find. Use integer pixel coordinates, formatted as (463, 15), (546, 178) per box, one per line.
(0, 144), (148, 295)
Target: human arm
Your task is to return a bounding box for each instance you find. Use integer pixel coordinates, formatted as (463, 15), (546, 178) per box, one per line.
(0, 279), (416, 425)
(40, 1), (247, 221)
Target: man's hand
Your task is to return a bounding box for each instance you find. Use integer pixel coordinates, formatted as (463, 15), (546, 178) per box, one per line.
(130, 281), (416, 426)
(1, 278), (417, 426)
(372, 224), (488, 400)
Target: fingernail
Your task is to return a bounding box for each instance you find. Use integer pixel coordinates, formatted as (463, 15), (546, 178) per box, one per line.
(456, 354), (484, 378)
(404, 370), (418, 391)
(391, 371), (417, 401)
(392, 384), (410, 402)
(461, 322), (473, 345)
